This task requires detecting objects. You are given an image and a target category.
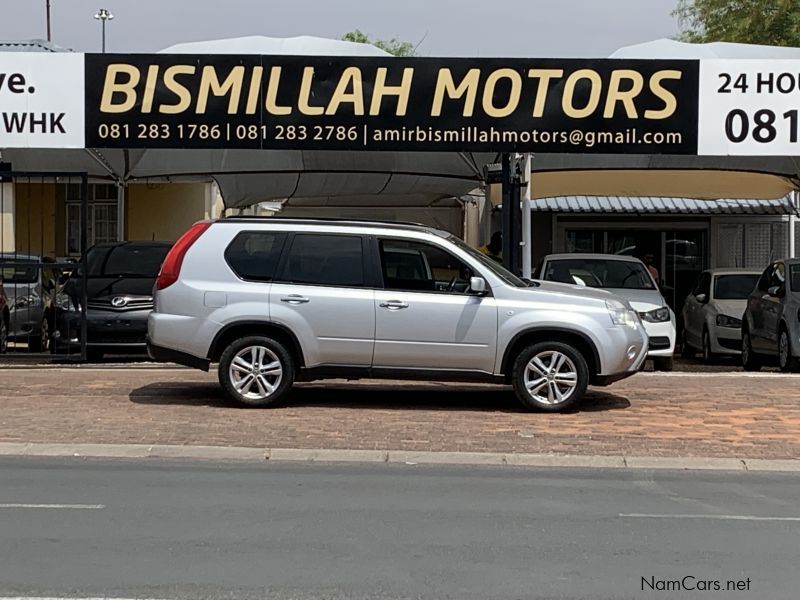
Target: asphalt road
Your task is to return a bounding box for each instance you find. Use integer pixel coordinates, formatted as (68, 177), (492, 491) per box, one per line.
(1, 459), (798, 600)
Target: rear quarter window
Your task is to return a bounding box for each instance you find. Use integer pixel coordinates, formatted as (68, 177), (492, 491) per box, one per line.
(225, 231), (287, 282)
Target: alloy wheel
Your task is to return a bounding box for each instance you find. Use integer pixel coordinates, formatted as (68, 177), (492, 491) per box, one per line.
(703, 331), (711, 362)
(742, 333), (751, 364)
(523, 350), (578, 405)
(228, 345), (283, 401)
(0, 318), (7, 353)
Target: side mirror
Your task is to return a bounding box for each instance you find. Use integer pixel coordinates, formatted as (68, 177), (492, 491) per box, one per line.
(767, 286), (785, 298)
(695, 293), (708, 303)
(469, 276), (487, 295)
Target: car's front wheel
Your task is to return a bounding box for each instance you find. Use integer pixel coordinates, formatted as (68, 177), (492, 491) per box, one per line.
(778, 328), (800, 373)
(702, 329), (714, 364)
(512, 341), (589, 412)
(742, 330), (762, 372)
(0, 314), (8, 354)
(219, 336), (294, 407)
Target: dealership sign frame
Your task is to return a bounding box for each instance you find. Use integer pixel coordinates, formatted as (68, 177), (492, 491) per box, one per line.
(1, 52), (798, 156)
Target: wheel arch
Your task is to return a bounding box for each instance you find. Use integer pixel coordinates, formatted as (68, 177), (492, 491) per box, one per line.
(500, 327), (600, 382)
(207, 321), (305, 367)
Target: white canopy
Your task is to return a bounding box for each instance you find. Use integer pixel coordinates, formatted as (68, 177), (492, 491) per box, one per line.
(611, 38), (800, 59)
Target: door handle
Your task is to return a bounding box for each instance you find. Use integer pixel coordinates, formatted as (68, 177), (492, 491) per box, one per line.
(281, 295), (310, 304)
(379, 300), (409, 310)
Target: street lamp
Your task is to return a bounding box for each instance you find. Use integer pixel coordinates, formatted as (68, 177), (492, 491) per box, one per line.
(93, 8), (113, 53)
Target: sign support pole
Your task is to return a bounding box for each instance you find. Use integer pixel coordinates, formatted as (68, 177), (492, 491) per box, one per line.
(501, 153), (522, 275)
(520, 153), (532, 279)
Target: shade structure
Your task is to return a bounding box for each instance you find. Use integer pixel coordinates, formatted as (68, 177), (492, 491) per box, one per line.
(0, 35), (491, 209)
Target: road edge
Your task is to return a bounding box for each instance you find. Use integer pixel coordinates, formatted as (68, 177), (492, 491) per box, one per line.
(0, 443), (798, 472)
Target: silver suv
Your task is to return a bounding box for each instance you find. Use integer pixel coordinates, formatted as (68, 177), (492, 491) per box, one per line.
(147, 219), (647, 412)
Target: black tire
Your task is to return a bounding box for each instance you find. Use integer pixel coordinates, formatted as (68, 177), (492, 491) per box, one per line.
(702, 329), (714, 364)
(511, 341), (589, 412)
(0, 313), (8, 354)
(741, 330), (762, 372)
(28, 318), (49, 353)
(680, 328), (694, 358)
(654, 357), (674, 372)
(218, 335), (294, 407)
(778, 328), (800, 373)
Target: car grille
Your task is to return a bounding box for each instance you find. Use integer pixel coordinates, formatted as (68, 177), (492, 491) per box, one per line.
(87, 296), (153, 311)
(648, 336), (671, 350)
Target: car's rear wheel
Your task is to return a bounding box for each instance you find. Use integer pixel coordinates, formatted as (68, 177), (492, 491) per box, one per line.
(219, 335), (294, 407)
(512, 341), (588, 412)
(741, 330), (762, 372)
(778, 328), (800, 373)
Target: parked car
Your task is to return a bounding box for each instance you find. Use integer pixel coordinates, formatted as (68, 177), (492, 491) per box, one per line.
(742, 259), (800, 372)
(681, 269), (760, 361)
(0, 254), (60, 352)
(535, 253), (675, 371)
(0, 278), (8, 354)
(147, 218), (648, 412)
(53, 241), (172, 359)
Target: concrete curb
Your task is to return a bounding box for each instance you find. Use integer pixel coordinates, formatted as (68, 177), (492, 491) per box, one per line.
(1, 443), (798, 472)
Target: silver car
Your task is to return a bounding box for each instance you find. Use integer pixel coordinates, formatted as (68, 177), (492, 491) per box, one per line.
(681, 269), (761, 361)
(147, 218), (648, 412)
(0, 254), (59, 352)
(742, 259), (800, 372)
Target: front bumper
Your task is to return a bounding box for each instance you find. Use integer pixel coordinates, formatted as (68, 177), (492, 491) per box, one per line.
(709, 324), (743, 355)
(55, 308), (150, 351)
(642, 319), (676, 357)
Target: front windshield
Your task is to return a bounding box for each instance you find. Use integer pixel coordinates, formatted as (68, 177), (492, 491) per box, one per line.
(542, 258), (655, 290)
(714, 274), (759, 300)
(791, 265), (800, 294)
(85, 244), (170, 278)
(447, 235), (528, 287)
(0, 259), (38, 284)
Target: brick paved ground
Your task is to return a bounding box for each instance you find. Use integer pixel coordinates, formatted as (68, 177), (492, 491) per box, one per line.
(1, 367), (798, 459)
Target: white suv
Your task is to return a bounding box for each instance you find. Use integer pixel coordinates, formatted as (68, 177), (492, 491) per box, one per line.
(147, 218), (647, 412)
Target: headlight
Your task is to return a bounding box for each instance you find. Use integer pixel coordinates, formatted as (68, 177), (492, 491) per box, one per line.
(55, 293), (80, 312)
(606, 299), (638, 328)
(642, 307), (671, 323)
(12, 295), (41, 310)
(716, 314), (742, 328)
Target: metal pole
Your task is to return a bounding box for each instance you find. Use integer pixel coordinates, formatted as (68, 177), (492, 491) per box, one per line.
(521, 153), (532, 279)
(46, 0), (51, 41)
(501, 154), (512, 272)
(101, 20), (106, 52)
(79, 174), (89, 362)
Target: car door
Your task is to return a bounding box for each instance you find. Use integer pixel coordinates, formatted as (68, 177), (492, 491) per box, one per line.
(749, 264), (776, 353)
(372, 237), (498, 373)
(269, 232), (375, 368)
(760, 262), (785, 353)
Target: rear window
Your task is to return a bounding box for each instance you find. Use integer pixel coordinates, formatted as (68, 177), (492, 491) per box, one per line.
(225, 231), (287, 282)
(714, 274), (759, 300)
(280, 234), (364, 287)
(0, 259), (38, 284)
(86, 244), (171, 277)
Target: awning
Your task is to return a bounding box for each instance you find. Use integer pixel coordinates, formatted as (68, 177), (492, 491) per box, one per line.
(530, 194), (799, 215)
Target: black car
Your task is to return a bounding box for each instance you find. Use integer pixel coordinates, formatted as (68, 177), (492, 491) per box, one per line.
(53, 241), (172, 359)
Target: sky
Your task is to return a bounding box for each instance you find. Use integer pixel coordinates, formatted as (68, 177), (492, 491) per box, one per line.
(1, 0), (681, 56)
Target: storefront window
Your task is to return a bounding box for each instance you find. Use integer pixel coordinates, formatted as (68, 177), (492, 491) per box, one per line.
(65, 184), (119, 256)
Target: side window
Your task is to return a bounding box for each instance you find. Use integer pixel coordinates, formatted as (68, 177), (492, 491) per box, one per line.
(225, 231), (287, 282)
(379, 238), (473, 294)
(280, 234), (364, 287)
(757, 265), (774, 292)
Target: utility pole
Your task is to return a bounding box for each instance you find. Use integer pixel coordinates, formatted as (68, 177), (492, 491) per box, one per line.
(46, 0), (51, 41)
(93, 8), (113, 53)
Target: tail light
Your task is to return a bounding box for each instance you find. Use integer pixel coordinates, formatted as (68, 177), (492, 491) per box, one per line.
(156, 221), (212, 290)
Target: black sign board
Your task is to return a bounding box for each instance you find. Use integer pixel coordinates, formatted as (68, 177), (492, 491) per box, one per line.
(84, 54), (699, 153)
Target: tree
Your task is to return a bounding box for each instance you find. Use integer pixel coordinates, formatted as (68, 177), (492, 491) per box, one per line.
(673, 0), (800, 46)
(341, 29), (416, 56)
